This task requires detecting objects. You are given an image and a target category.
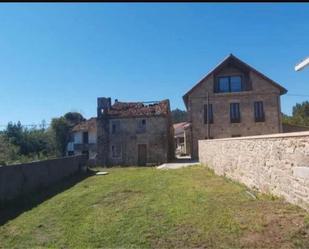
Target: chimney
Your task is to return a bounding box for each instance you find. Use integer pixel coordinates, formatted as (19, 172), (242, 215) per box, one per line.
(97, 97), (112, 117)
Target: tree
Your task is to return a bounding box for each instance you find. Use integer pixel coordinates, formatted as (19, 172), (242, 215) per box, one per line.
(0, 135), (18, 165)
(5, 121), (23, 146)
(51, 112), (85, 156)
(3, 121), (57, 159)
(64, 112), (85, 127)
(282, 101), (309, 127)
(171, 108), (188, 124)
(51, 117), (71, 157)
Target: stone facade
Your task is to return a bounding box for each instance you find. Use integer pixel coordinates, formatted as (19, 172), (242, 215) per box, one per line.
(96, 98), (174, 166)
(183, 54), (287, 159)
(199, 132), (309, 210)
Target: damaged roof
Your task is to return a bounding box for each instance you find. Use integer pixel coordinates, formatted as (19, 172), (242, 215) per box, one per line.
(72, 117), (97, 132)
(106, 99), (170, 118)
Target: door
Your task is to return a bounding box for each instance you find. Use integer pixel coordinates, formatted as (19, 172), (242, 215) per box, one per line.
(138, 144), (147, 166)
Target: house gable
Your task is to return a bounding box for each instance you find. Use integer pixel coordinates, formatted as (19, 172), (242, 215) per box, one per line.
(183, 54), (287, 108)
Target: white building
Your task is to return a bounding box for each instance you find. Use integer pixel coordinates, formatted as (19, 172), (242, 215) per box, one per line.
(66, 117), (97, 162)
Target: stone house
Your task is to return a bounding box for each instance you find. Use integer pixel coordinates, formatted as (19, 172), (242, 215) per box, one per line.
(183, 54), (287, 159)
(66, 117), (97, 162)
(96, 97), (174, 166)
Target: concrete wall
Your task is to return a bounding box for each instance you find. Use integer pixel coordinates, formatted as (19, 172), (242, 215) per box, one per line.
(0, 155), (88, 202)
(199, 132), (309, 210)
(187, 64), (282, 159)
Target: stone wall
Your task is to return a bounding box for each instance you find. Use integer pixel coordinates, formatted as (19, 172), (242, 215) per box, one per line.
(108, 116), (171, 166)
(0, 155), (88, 202)
(199, 132), (309, 210)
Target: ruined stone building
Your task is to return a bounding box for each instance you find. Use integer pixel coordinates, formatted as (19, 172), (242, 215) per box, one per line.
(183, 54), (287, 159)
(96, 98), (174, 166)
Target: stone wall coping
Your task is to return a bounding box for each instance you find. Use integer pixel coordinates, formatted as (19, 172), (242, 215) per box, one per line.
(199, 131), (309, 142)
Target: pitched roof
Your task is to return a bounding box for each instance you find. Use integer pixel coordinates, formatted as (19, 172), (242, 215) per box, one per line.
(183, 54), (288, 108)
(106, 99), (170, 118)
(72, 117), (97, 132)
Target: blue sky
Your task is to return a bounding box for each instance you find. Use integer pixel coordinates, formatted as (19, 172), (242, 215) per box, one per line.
(1, 3), (309, 127)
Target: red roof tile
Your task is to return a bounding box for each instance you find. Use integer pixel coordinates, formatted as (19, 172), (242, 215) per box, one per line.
(106, 99), (170, 118)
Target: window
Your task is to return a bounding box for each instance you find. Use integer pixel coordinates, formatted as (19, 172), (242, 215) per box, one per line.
(111, 144), (122, 158)
(68, 151), (74, 156)
(230, 76), (242, 92)
(82, 150), (89, 159)
(254, 101), (265, 122)
(137, 119), (146, 133)
(216, 76), (242, 93)
(230, 103), (241, 123)
(204, 104), (213, 124)
(111, 121), (120, 134)
(82, 132), (88, 144)
(218, 77), (229, 93)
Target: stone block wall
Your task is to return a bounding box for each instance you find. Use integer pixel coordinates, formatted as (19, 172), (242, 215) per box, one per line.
(0, 155), (88, 202)
(199, 132), (309, 210)
(186, 63), (283, 159)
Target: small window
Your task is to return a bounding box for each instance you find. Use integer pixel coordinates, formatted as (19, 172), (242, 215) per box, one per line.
(230, 76), (242, 92)
(254, 101), (265, 122)
(204, 104), (213, 124)
(111, 144), (122, 158)
(218, 77), (229, 93)
(230, 103), (241, 123)
(111, 121), (120, 134)
(68, 151), (74, 156)
(83, 132), (88, 144)
(137, 119), (146, 133)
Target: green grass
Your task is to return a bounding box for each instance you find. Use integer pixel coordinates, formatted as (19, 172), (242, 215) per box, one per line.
(0, 165), (308, 249)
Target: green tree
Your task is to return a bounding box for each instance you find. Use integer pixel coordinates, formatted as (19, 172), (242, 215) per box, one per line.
(3, 121), (57, 160)
(0, 135), (18, 165)
(282, 101), (309, 127)
(171, 108), (188, 124)
(64, 112), (85, 127)
(51, 117), (71, 157)
(51, 112), (85, 156)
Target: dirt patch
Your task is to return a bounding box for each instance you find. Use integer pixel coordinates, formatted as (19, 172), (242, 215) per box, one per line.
(93, 189), (143, 208)
(238, 202), (308, 249)
(150, 224), (210, 249)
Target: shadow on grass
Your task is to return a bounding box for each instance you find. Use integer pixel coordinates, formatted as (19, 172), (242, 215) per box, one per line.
(0, 170), (95, 226)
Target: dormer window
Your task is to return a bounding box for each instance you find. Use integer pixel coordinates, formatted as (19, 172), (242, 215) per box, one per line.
(216, 75), (242, 93)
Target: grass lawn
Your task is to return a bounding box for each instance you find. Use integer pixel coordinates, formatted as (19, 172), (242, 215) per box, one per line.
(0, 165), (308, 249)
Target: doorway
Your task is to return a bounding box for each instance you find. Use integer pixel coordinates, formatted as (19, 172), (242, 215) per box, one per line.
(138, 144), (147, 166)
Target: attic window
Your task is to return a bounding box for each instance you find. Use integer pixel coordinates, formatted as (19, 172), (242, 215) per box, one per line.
(216, 76), (242, 93)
